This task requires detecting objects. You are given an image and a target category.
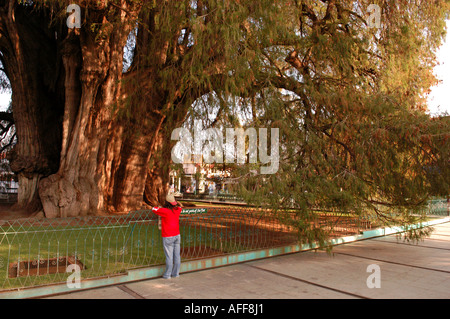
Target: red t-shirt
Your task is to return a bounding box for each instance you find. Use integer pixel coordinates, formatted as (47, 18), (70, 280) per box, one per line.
(152, 206), (182, 237)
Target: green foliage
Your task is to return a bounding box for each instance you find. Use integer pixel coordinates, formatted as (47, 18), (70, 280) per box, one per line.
(219, 0), (450, 248)
(11, 0), (450, 247)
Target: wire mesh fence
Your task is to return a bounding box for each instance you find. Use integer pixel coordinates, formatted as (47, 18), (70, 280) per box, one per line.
(0, 206), (372, 291)
(180, 193), (245, 203)
(426, 198), (450, 216)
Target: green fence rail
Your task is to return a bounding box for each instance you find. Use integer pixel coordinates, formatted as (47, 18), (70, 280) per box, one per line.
(179, 193), (245, 203)
(0, 206), (374, 291)
(426, 198), (449, 216)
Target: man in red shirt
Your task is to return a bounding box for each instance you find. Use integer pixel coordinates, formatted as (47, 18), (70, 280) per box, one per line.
(152, 193), (182, 279)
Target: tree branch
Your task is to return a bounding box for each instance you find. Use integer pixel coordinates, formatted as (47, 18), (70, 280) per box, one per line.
(0, 111), (13, 123)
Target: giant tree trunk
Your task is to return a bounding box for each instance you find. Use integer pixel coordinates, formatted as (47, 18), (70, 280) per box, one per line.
(0, 4), (64, 213)
(1, 1), (214, 217)
(37, 6), (171, 217)
(37, 21), (161, 217)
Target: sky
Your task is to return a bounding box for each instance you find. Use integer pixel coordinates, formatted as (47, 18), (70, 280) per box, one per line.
(1, 21), (449, 115)
(0, 92), (9, 112)
(427, 20), (450, 116)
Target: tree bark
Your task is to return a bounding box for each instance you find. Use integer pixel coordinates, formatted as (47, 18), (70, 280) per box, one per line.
(144, 128), (172, 206)
(38, 21), (140, 217)
(0, 1), (220, 217)
(36, 6), (170, 217)
(0, 3), (64, 213)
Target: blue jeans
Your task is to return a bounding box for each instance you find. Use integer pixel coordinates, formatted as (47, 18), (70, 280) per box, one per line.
(162, 234), (181, 279)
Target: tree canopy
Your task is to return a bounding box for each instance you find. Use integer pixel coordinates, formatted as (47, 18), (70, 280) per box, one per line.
(0, 0), (448, 245)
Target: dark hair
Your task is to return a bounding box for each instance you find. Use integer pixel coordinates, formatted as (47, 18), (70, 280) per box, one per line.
(163, 201), (179, 209)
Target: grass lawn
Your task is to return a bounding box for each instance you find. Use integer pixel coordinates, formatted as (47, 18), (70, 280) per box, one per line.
(0, 218), (227, 289)
(0, 203), (408, 290)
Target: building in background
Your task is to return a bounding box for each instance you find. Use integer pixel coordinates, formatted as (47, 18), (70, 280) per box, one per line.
(0, 152), (18, 202)
(170, 154), (231, 195)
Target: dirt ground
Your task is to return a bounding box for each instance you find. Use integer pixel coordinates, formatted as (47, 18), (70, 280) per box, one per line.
(0, 203), (34, 220)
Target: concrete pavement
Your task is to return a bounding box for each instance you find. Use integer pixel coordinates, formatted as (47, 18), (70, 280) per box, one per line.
(46, 221), (450, 299)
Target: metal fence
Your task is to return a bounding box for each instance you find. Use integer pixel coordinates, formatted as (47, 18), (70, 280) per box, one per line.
(179, 193), (245, 203)
(0, 207), (373, 291)
(426, 198), (449, 216)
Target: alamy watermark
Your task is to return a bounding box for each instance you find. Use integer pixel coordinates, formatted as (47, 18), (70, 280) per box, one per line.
(66, 264), (81, 289)
(366, 264), (381, 289)
(171, 123), (280, 174)
(367, 4), (381, 29)
(66, 4), (81, 29)
(64, 3), (381, 31)
(63, 1), (380, 173)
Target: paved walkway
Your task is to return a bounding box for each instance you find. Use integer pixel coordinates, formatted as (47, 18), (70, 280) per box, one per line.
(46, 221), (450, 299)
